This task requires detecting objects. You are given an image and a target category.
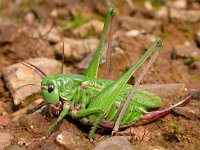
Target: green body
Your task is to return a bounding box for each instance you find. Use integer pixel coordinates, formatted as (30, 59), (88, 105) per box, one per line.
(41, 8), (164, 139)
(42, 74), (161, 126)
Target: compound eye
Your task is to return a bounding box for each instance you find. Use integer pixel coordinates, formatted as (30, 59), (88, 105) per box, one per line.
(47, 85), (54, 93)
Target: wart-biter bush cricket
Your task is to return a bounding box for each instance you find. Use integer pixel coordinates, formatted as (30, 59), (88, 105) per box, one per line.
(15, 8), (193, 140)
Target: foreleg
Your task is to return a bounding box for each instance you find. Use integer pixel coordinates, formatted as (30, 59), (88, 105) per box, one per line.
(44, 102), (70, 137)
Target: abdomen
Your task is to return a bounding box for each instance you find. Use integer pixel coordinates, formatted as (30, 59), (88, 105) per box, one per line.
(81, 81), (161, 126)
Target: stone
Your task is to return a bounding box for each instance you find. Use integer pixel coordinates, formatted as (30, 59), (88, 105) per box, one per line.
(25, 12), (36, 24)
(189, 89), (200, 100)
(0, 18), (54, 58)
(154, 6), (168, 19)
(144, 1), (153, 11)
(153, 146), (167, 150)
(0, 101), (5, 115)
(56, 130), (89, 150)
(54, 38), (99, 61)
(10, 99), (43, 122)
(50, 10), (59, 18)
(125, 30), (141, 37)
(188, 0), (200, 9)
(2, 58), (64, 106)
(123, 126), (150, 141)
(17, 138), (27, 146)
(195, 30), (200, 46)
(190, 59), (200, 69)
(166, 0), (188, 9)
(36, 24), (62, 43)
(141, 34), (158, 49)
(94, 136), (133, 150)
(139, 83), (189, 106)
(0, 115), (10, 126)
(4, 144), (26, 150)
(0, 132), (13, 150)
(73, 20), (104, 38)
(131, 143), (167, 150)
(173, 45), (200, 58)
(118, 16), (162, 32)
(0, 17), (17, 28)
(173, 106), (200, 120)
(76, 39), (118, 69)
(170, 8), (200, 22)
(126, 0), (135, 12)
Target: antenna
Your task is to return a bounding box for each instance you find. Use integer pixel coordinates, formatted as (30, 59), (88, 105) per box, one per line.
(15, 83), (41, 92)
(60, 37), (65, 74)
(4, 50), (47, 78)
(21, 61), (47, 78)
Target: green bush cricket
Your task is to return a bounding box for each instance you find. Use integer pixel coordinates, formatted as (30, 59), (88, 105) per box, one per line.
(19, 8), (193, 140)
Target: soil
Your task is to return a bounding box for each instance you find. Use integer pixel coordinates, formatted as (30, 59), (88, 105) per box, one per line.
(0, 0), (199, 150)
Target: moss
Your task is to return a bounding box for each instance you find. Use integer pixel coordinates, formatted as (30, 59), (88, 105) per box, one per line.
(60, 12), (89, 29)
(191, 75), (198, 81)
(163, 121), (183, 142)
(177, 23), (194, 32)
(169, 121), (179, 132)
(96, 14), (104, 22)
(184, 33), (193, 41)
(169, 121), (182, 141)
(163, 31), (169, 37)
(79, 33), (92, 39)
(177, 24), (186, 32)
(134, 0), (146, 4)
(134, 0), (163, 8)
(20, 0), (30, 12)
(177, 23), (194, 41)
(151, 0), (163, 8)
(184, 57), (200, 64)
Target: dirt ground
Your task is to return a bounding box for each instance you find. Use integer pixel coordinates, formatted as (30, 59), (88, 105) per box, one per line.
(0, 0), (200, 150)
